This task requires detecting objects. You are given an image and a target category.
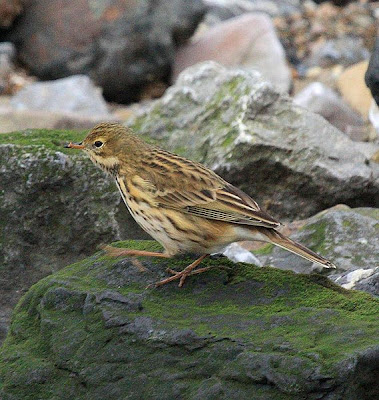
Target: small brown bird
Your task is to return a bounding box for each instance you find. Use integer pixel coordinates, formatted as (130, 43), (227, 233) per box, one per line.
(66, 122), (335, 287)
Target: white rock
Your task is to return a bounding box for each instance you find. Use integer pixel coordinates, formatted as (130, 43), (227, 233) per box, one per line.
(341, 268), (376, 290)
(223, 242), (262, 265)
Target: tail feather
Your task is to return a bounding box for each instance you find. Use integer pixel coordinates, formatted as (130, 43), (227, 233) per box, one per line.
(263, 229), (336, 269)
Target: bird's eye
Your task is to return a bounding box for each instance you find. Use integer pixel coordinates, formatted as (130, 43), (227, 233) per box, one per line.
(94, 141), (103, 148)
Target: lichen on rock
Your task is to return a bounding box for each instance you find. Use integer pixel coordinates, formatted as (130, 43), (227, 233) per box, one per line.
(129, 61), (379, 220)
(247, 205), (378, 297)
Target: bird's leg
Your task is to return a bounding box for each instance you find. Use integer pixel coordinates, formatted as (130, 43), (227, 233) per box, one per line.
(102, 245), (171, 259)
(153, 254), (209, 288)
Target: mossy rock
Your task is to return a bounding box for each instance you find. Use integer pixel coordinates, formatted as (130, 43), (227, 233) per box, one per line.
(251, 206), (379, 285)
(1, 240), (378, 400)
(129, 62), (379, 219)
(0, 129), (147, 344)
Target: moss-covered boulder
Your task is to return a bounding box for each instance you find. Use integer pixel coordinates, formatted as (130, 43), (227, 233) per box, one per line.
(0, 129), (147, 343)
(1, 241), (378, 400)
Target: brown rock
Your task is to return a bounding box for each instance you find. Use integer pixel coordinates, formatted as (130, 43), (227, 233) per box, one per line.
(5, 0), (206, 103)
(173, 13), (291, 92)
(0, 0), (23, 28)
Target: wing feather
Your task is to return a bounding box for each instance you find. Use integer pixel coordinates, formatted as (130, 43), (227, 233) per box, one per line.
(131, 149), (281, 229)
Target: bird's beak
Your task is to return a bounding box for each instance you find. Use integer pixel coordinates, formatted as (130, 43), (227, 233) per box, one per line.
(65, 142), (85, 149)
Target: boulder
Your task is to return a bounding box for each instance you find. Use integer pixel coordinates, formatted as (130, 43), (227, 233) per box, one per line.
(0, 240), (378, 399)
(0, 129), (148, 344)
(5, 0), (206, 103)
(130, 62), (379, 219)
(173, 13), (292, 93)
(10, 75), (111, 117)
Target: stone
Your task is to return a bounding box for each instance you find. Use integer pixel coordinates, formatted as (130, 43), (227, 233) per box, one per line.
(5, 0), (206, 103)
(173, 13), (291, 93)
(337, 61), (373, 119)
(223, 242), (262, 266)
(334, 268), (378, 291)
(130, 62), (379, 219)
(0, 240), (378, 399)
(0, 108), (118, 132)
(306, 36), (370, 68)
(10, 75), (111, 117)
(254, 206), (379, 293)
(0, 42), (16, 94)
(353, 270), (379, 297)
(0, 0), (23, 28)
(0, 131), (148, 344)
(293, 82), (365, 135)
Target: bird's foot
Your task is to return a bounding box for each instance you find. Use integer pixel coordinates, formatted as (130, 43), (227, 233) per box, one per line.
(150, 254), (209, 288)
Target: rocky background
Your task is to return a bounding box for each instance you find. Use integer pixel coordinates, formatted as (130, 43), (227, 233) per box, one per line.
(0, 1), (378, 399)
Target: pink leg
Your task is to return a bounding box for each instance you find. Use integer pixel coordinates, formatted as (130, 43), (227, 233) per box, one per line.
(153, 254), (209, 288)
(102, 245), (171, 259)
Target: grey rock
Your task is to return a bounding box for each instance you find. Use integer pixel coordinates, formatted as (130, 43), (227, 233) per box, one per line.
(1, 243), (378, 399)
(11, 75), (110, 117)
(330, 268), (379, 297)
(353, 270), (378, 296)
(6, 0), (207, 103)
(306, 36), (371, 68)
(257, 206), (379, 294)
(293, 82), (365, 136)
(0, 108), (119, 133)
(130, 61), (379, 219)
(0, 42), (16, 94)
(0, 142), (148, 345)
(0, 42), (16, 61)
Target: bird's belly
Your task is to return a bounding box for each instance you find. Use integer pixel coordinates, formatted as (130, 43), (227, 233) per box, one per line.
(115, 178), (249, 256)
(115, 182), (182, 254)
(127, 204), (240, 256)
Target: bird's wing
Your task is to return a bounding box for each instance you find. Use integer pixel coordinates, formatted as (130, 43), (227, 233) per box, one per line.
(132, 149), (281, 229)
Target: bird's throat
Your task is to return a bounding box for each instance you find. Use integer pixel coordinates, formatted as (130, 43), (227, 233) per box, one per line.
(89, 154), (120, 176)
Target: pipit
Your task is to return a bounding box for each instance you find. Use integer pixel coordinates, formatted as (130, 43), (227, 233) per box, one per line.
(66, 122), (335, 287)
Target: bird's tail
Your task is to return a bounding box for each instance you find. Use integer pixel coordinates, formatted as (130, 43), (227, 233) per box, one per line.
(263, 229), (336, 269)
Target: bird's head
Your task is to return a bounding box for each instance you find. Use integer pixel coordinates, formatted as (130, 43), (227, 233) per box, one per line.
(65, 122), (146, 173)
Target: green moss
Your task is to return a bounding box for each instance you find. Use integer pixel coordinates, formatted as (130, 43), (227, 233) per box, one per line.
(0, 129), (87, 154)
(299, 220), (329, 255)
(1, 240), (378, 399)
(252, 243), (275, 256)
